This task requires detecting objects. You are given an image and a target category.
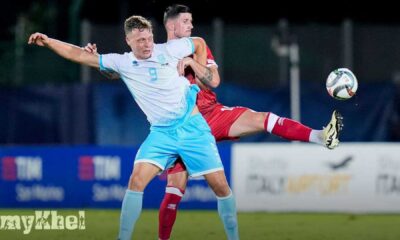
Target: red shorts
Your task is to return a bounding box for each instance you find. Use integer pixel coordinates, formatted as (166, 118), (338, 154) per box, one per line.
(167, 104), (248, 174)
(167, 158), (186, 174)
(203, 104), (248, 141)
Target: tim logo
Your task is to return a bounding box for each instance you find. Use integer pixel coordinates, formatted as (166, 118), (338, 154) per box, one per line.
(78, 156), (120, 181)
(1, 156), (42, 181)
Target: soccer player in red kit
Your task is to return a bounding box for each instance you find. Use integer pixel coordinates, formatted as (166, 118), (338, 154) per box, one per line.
(158, 5), (342, 240)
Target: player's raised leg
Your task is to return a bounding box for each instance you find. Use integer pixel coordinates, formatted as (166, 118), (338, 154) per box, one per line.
(228, 109), (343, 149)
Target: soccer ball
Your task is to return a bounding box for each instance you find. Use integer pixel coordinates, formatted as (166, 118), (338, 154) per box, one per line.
(326, 68), (358, 100)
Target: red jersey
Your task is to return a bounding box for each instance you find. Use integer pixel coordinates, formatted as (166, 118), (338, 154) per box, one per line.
(185, 46), (218, 114)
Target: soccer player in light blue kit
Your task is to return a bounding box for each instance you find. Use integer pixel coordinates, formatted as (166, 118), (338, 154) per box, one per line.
(28, 15), (239, 240)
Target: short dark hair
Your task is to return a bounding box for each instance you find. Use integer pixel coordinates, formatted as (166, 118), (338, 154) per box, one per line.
(163, 4), (192, 25)
(124, 15), (152, 35)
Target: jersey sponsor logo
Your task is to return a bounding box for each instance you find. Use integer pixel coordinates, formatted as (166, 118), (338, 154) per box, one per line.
(277, 117), (285, 126)
(157, 54), (167, 65)
(1, 156), (42, 181)
(167, 203), (177, 210)
(220, 106), (235, 111)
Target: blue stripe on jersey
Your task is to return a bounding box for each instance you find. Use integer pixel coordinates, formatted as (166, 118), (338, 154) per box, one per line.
(188, 38), (195, 54)
(150, 84), (200, 131)
(99, 55), (114, 72)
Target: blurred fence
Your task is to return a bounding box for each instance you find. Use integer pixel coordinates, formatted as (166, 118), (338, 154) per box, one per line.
(2, 20), (400, 144)
(0, 84), (92, 144)
(1, 81), (399, 145)
(3, 21), (400, 88)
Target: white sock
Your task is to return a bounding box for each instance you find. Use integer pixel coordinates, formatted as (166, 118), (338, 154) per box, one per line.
(309, 129), (324, 145)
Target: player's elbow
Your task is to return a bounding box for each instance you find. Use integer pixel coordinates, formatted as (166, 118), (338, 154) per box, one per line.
(100, 71), (120, 80)
(208, 78), (220, 88)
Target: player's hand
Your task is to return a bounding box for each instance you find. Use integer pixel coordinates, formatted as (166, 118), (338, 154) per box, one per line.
(178, 57), (193, 76)
(28, 32), (50, 47)
(82, 43), (98, 54)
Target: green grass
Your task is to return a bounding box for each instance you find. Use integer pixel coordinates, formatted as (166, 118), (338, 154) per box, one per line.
(1, 209), (400, 240)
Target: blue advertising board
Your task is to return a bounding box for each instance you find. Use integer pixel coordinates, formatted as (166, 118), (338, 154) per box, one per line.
(0, 144), (231, 209)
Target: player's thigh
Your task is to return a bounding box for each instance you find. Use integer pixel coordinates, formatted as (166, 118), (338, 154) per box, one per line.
(167, 159), (189, 189)
(167, 171), (189, 190)
(205, 105), (247, 141)
(129, 162), (162, 191)
(135, 130), (178, 171)
(179, 114), (223, 177)
(228, 110), (268, 137)
(203, 170), (230, 197)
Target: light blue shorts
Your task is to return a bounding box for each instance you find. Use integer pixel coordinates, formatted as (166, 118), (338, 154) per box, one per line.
(135, 114), (224, 177)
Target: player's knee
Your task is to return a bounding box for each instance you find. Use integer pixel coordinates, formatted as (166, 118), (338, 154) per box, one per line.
(129, 174), (146, 191)
(257, 112), (268, 123)
(252, 112), (268, 129)
(213, 182), (231, 197)
(167, 172), (188, 190)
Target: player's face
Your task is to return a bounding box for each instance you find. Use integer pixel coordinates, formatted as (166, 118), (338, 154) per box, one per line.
(173, 13), (193, 38)
(126, 28), (154, 59)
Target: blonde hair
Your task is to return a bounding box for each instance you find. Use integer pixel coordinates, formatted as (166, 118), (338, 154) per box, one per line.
(124, 15), (152, 35)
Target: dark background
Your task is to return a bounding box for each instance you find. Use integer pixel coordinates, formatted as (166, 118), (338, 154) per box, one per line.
(2, 0), (399, 40)
(1, 0), (400, 145)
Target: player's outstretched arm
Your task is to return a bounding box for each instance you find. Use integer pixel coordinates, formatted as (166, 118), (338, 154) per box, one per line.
(28, 32), (99, 68)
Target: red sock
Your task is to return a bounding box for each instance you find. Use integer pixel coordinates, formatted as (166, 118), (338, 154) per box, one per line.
(158, 186), (185, 240)
(265, 112), (312, 142)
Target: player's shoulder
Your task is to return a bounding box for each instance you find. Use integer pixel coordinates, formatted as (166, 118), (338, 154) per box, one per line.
(190, 37), (213, 55)
(189, 37), (207, 48)
(165, 37), (192, 46)
(159, 39), (181, 51)
(153, 43), (168, 55)
(163, 38), (194, 55)
(100, 52), (135, 67)
(167, 37), (207, 48)
(101, 52), (131, 59)
(190, 36), (205, 42)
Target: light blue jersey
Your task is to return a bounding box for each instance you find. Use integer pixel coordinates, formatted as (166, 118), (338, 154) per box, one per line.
(99, 38), (195, 127)
(99, 37), (223, 176)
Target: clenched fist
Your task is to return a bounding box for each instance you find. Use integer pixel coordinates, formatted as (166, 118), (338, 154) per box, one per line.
(28, 32), (50, 47)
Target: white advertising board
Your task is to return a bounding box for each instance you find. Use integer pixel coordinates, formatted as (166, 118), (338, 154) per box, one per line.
(232, 143), (400, 213)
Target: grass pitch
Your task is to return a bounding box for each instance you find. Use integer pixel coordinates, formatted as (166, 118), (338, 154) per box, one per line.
(1, 209), (400, 240)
